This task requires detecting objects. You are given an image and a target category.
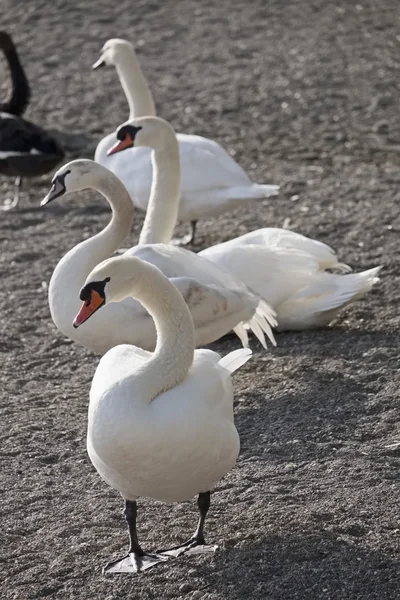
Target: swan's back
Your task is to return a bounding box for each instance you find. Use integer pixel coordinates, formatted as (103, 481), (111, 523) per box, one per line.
(204, 227), (343, 271)
(176, 133), (252, 191)
(125, 243), (255, 294)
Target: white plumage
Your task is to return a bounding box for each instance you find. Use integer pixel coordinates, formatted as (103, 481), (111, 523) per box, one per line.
(73, 255), (251, 572)
(93, 38), (278, 242)
(200, 229), (381, 329)
(42, 121), (276, 355)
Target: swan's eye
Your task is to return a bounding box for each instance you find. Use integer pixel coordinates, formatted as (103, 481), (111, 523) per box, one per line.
(79, 277), (111, 302)
(55, 169), (71, 188)
(80, 285), (91, 302)
(117, 127), (127, 141)
(117, 125), (142, 142)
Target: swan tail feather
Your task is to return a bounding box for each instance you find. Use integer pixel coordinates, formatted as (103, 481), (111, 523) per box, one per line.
(320, 266), (382, 310)
(249, 317), (268, 349)
(246, 299), (277, 348)
(219, 348), (252, 374)
(314, 266), (382, 311)
(277, 266), (381, 329)
(335, 262), (352, 273)
(252, 184), (280, 198)
(233, 323), (250, 348)
(220, 184), (279, 201)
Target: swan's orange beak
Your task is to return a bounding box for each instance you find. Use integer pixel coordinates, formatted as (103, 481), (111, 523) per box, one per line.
(107, 133), (134, 156)
(73, 290), (105, 328)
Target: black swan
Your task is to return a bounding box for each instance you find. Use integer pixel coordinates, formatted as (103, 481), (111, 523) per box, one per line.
(0, 31), (64, 210)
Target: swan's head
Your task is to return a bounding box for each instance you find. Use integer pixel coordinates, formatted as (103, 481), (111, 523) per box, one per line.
(73, 256), (145, 328)
(41, 159), (108, 205)
(107, 116), (176, 155)
(92, 38), (135, 69)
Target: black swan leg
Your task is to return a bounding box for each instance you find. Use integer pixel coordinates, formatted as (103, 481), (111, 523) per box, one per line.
(157, 492), (218, 557)
(1, 176), (22, 211)
(103, 500), (169, 575)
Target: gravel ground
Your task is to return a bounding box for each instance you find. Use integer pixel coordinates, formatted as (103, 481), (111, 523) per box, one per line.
(0, 1), (399, 599)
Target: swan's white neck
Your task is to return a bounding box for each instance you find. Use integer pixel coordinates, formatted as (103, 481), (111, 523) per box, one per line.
(138, 131), (181, 245)
(49, 168), (134, 327)
(115, 50), (156, 120)
(121, 260), (195, 400)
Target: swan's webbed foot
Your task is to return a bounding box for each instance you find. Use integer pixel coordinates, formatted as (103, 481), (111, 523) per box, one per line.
(171, 220), (197, 246)
(157, 537), (218, 558)
(103, 551), (168, 574)
(103, 499), (168, 576)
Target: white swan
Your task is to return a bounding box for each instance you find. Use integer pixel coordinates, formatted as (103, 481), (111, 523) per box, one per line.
(73, 254), (252, 573)
(42, 117), (276, 354)
(199, 229), (381, 329)
(110, 119), (381, 330)
(93, 38), (279, 244)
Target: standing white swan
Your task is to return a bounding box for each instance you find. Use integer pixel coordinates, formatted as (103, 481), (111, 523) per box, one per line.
(42, 117), (276, 354)
(93, 38), (279, 244)
(110, 119), (381, 330)
(73, 255), (252, 574)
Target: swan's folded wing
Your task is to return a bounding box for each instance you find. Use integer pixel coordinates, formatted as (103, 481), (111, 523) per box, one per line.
(204, 227), (349, 272)
(177, 133), (252, 192)
(171, 277), (257, 346)
(200, 243), (321, 307)
(125, 245), (276, 348)
(118, 275), (253, 347)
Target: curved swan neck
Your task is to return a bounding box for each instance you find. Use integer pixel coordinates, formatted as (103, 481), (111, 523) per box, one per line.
(80, 172), (134, 264)
(123, 260), (195, 400)
(92, 168), (135, 222)
(138, 132), (181, 245)
(0, 40), (30, 116)
(115, 49), (156, 120)
(51, 167), (134, 295)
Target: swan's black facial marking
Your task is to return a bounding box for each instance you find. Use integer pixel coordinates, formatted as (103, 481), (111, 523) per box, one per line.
(79, 277), (111, 303)
(107, 125), (143, 156)
(41, 169), (71, 206)
(73, 277), (111, 329)
(116, 124), (143, 143)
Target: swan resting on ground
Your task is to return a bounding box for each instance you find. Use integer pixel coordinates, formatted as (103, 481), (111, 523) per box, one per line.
(93, 38), (279, 244)
(108, 118), (382, 330)
(42, 118), (276, 354)
(199, 229), (381, 330)
(73, 254), (252, 574)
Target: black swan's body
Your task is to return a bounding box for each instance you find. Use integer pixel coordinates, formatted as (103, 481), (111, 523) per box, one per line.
(0, 31), (64, 210)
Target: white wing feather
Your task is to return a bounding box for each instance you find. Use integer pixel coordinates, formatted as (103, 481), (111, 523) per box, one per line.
(218, 348), (252, 376)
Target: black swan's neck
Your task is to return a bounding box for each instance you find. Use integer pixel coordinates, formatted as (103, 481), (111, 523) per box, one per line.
(0, 38), (31, 116)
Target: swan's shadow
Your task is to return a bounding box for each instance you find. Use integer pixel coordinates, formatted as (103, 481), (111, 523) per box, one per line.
(186, 532), (400, 600)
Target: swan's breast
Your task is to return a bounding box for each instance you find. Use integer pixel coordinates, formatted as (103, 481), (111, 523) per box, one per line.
(87, 353), (239, 503)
